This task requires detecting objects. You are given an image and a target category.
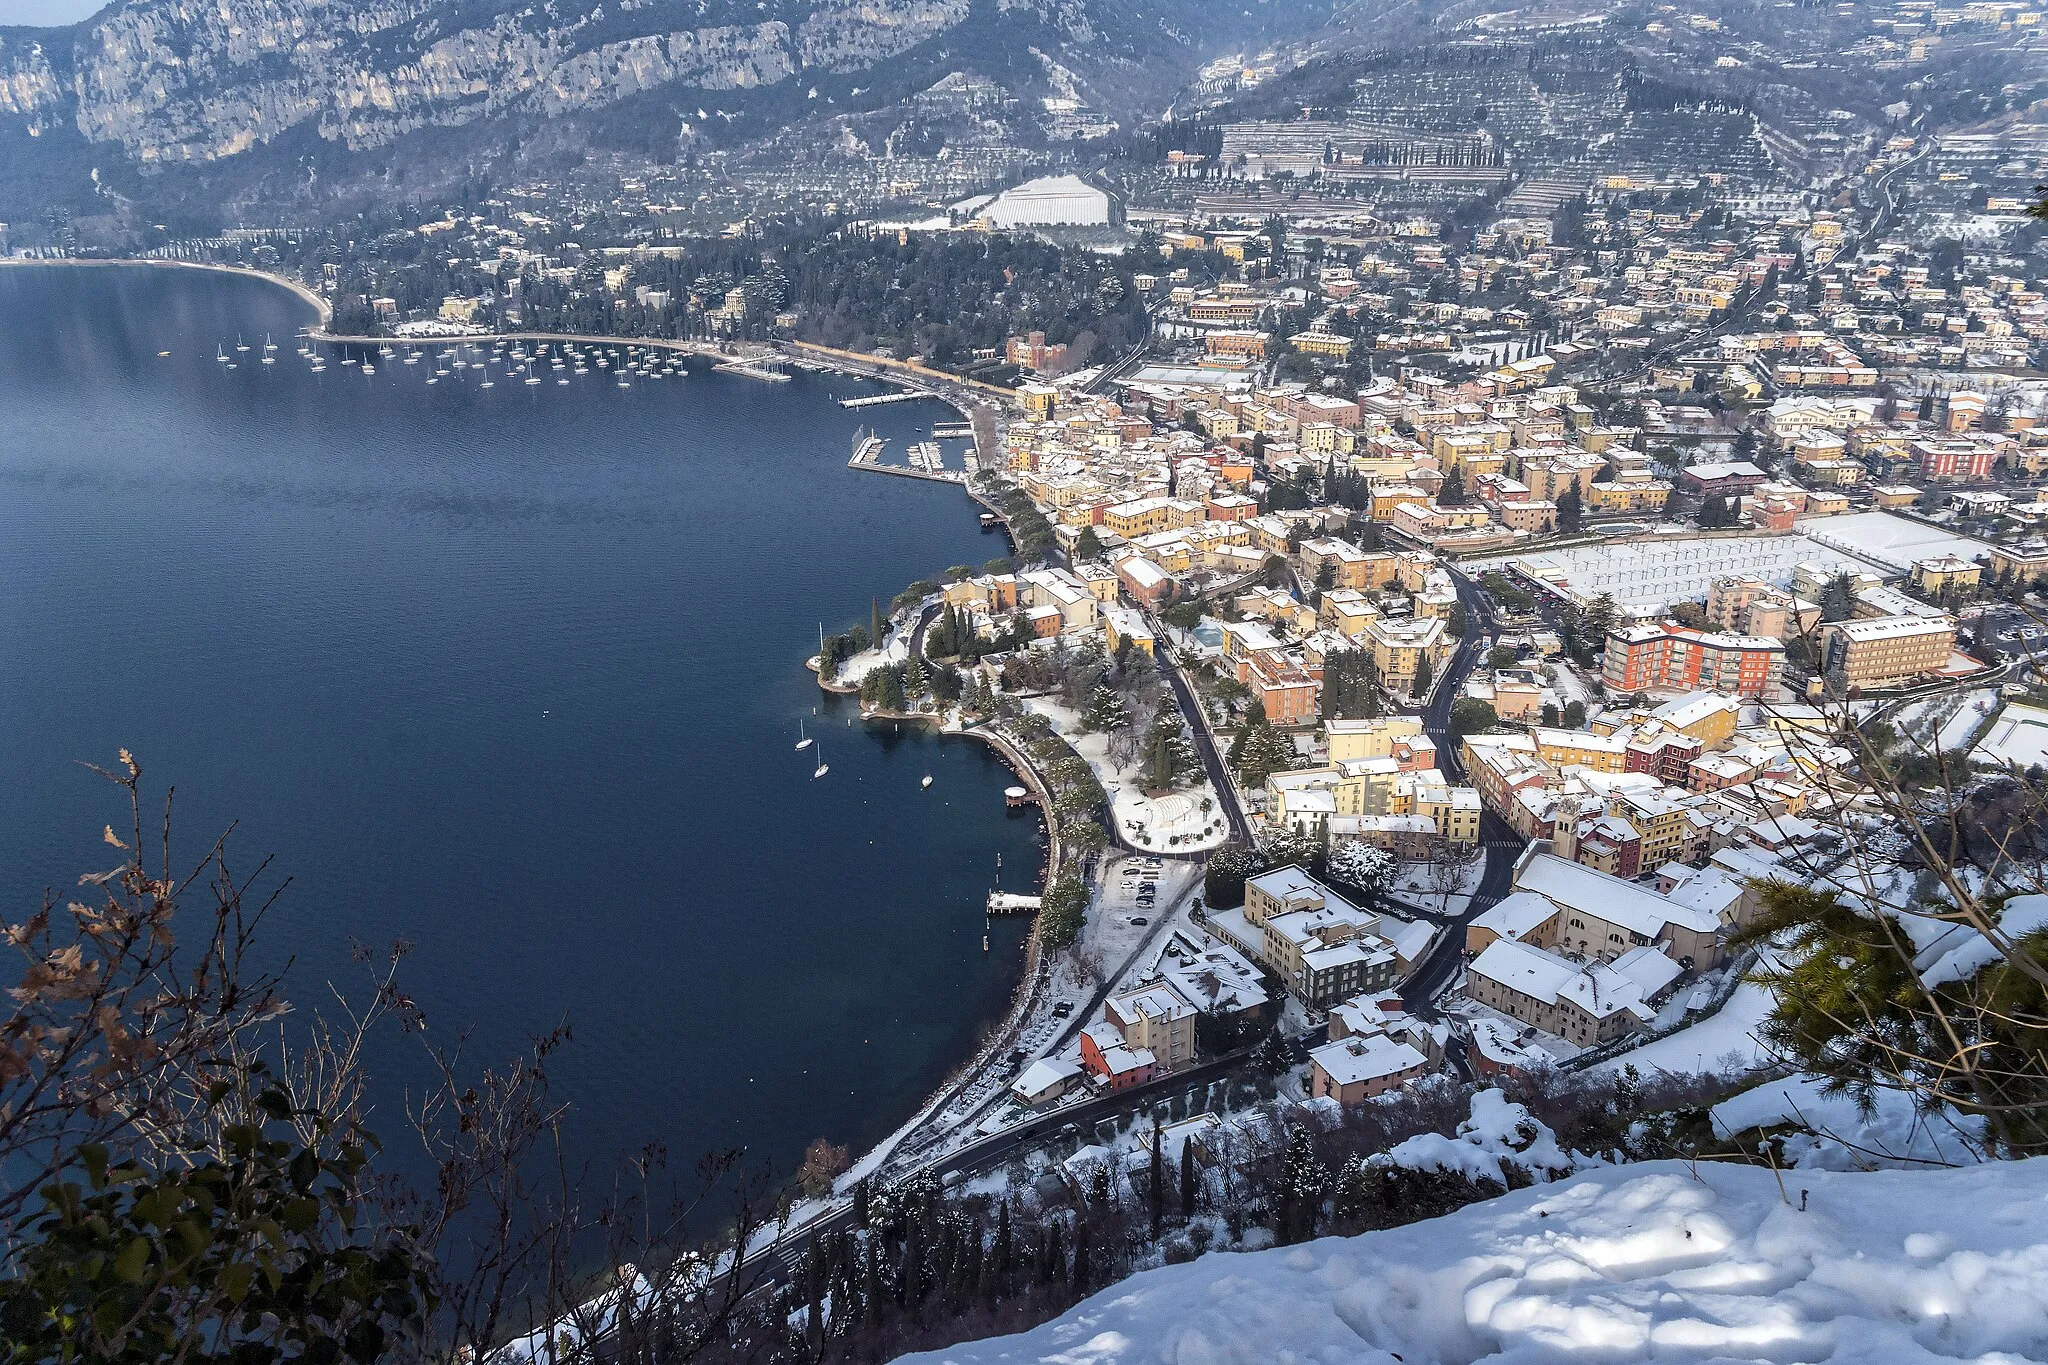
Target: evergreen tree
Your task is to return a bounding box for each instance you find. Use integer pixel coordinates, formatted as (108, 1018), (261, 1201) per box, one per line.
(1071, 1217), (1092, 1294)
(992, 1200), (1014, 1300)
(871, 596), (884, 648)
(861, 1237), (884, 1332)
(1043, 1217), (1066, 1287)
(1413, 655), (1435, 699)
(1276, 1126), (1326, 1245)
(1149, 1122), (1164, 1241)
(1557, 481), (1583, 532)
(853, 1177), (870, 1227)
(1081, 684), (1132, 733)
(900, 1214), (926, 1317)
(1179, 1136), (1198, 1217)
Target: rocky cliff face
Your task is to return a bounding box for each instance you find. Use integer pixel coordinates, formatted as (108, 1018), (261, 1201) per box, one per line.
(0, 0), (982, 165)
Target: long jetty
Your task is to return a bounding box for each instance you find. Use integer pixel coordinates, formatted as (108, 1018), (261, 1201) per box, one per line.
(841, 390), (933, 409)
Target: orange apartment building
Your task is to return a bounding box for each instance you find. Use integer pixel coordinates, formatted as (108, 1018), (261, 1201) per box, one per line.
(1602, 621), (1784, 699)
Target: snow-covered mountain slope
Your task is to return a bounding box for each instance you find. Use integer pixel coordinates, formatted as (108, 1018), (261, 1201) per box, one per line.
(903, 1155), (2048, 1363)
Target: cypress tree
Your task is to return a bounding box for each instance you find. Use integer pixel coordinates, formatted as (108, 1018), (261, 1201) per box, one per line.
(804, 1238), (826, 1358)
(1149, 1120), (1164, 1241)
(861, 1237), (884, 1332)
(901, 1213), (926, 1316)
(871, 596), (883, 648)
(853, 1177), (871, 1228)
(1180, 1137), (1197, 1217)
(1044, 1216), (1067, 1287)
(992, 1200), (1014, 1300)
(1071, 1217), (1092, 1294)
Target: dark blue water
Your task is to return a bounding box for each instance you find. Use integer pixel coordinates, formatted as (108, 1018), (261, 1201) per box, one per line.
(0, 264), (1040, 1188)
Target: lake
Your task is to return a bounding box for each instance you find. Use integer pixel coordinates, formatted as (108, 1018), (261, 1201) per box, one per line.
(0, 263), (1041, 1193)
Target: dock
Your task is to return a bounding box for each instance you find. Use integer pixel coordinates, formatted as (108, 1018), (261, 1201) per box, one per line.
(713, 359), (791, 382)
(847, 430), (965, 483)
(841, 390), (932, 409)
(931, 423), (975, 438)
(987, 892), (1042, 916)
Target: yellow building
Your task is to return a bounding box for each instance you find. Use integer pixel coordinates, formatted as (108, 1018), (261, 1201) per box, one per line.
(1290, 330), (1355, 359)
(1911, 556), (1981, 596)
(1531, 727), (1629, 773)
(1021, 384), (1058, 420)
(1818, 614), (1956, 688)
(1587, 477), (1673, 513)
(1326, 717), (1424, 763)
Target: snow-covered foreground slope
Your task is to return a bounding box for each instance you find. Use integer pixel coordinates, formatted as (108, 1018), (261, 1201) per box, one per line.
(902, 1157), (2048, 1364)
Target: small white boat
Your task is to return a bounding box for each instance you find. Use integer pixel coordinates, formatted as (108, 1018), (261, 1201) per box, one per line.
(216, 344), (229, 363)
(362, 364), (375, 376)
(479, 379), (495, 389)
(795, 719), (813, 751)
(556, 377), (569, 385)
(921, 774), (933, 789)
(813, 746), (829, 780)
(617, 378), (631, 388)
(158, 350), (171, 358)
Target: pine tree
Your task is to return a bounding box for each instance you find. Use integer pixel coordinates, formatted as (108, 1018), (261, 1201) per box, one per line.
(1179, 1136), (1198, 1217)
(1413, 655), (1434, 699)
(1071, 1217), (1093, 1294)
(1151, 737), (1173, 789)
(871, 596), (884, 648)
(1043, 1217), (1066, 1287)
(1277, 1126), (1326, 1245)
(853, 1178), (871, 1227)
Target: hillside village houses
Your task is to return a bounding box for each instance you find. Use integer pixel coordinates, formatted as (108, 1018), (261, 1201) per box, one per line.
(1452, 846), (1759, 1050)
(1200, 864), (1433, 1010)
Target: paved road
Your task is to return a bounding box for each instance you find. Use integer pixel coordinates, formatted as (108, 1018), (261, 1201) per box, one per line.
(1155, 644), (1255, 846)
(1401, 568), (1527, 1014)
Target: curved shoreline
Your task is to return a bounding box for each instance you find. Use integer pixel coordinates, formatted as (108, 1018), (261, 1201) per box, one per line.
(14, 255), (1031, 1197)
(0, 257), (332, 325)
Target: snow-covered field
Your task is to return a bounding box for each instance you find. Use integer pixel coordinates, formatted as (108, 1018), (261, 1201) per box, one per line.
(1974, 702), (2048, 770)
(1795, 510), (1996, 575)
(1473, 534), (1874, 612)
(1024, 698), (1230, 853)
(1593, 977), (1777, 1078)
(903, 1152), (2048, 1364)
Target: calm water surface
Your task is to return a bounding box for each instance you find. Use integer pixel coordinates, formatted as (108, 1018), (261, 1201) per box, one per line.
(0, 264), (1040, 1188)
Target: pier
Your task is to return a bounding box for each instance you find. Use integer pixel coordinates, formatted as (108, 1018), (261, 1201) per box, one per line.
(986, 892), (1042, 916)
(841, 390), (933, 409)
(931, 423), (975, 438)
(712, 359), (791, 382)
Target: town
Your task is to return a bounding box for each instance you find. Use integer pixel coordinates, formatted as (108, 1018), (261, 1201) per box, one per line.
(8, 0), (2048, 1355)
(42, 0), (2046, 1219)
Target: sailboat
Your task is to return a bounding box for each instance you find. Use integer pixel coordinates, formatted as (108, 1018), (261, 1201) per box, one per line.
(921, 774), (934, 789)
(795, 719), (813, 751)
(812, 745), (829, 780)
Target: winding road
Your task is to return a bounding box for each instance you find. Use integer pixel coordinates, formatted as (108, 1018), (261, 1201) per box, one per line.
(1400, 568), (1526, 1014)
